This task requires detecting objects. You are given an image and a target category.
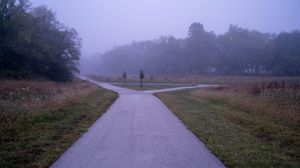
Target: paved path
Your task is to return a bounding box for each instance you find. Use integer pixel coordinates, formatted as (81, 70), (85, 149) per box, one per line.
(51, 77), (225, 168)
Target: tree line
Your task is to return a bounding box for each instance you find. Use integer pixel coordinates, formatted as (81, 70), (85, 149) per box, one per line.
(0, 0), (81, 81)
(100, 23), (300, 76)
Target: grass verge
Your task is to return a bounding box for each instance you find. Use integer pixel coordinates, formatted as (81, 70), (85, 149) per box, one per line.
(0, 81), (117, 167)
(156, 89), (299, 168)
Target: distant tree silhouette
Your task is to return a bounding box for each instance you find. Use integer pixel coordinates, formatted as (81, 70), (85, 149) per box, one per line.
(100, 22), (300, 76)
(270, 31), (300, 75)
(122, 71), (127, 84)
(139, 70), (144, 88)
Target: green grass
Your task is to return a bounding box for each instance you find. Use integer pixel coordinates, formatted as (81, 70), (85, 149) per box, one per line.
(113, 83), (191, 90)
(0, 86), (117, 167)
(156, 89), (300, 168)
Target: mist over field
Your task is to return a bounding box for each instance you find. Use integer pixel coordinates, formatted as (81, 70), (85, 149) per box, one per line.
(30, 0), (300, 76)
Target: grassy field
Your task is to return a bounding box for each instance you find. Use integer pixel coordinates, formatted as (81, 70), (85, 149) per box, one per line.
(113, 83), (192, 90)
(156, 79), (300, 168)
(0, 80), (117, 167)
(85, 74), (300, 85)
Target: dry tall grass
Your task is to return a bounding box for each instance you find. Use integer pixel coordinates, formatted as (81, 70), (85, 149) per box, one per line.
(0, 79), (97, 125)
(191, 81), (300, 126)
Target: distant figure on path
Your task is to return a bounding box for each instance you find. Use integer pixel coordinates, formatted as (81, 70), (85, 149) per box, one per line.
(123, 71), (127, 84)
(139, 70), (145, 88)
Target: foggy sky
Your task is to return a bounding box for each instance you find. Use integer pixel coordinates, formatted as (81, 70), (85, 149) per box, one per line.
(31, 0), (300, 56)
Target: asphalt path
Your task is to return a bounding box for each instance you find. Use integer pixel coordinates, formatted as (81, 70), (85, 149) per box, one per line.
(51, 77), (225, 168)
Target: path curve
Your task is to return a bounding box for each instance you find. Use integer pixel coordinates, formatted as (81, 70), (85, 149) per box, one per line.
(51, 77), (225, 168)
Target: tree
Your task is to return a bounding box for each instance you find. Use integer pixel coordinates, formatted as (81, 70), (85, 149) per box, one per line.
(217, 25), (270, 74)
(29, 6), (81, 81)
(270, 31), (300, 75)
(122, 71), (127, 84)
(0, 0), (31, 74)
(0, 1), (81, 81)
(186, 23), (217, 73)
(139, 70), (144, 88)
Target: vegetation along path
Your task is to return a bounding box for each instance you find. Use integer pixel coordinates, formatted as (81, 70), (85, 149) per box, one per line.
(51, 77), (225, 168)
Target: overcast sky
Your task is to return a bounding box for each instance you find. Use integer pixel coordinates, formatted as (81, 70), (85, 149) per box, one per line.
(31, 0), (300, 56)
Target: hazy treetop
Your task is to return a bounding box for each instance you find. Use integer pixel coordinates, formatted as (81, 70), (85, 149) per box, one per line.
(31, 0), (300, 56)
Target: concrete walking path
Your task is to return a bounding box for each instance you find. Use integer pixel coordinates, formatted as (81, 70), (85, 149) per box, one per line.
(51, 77), (225, 168)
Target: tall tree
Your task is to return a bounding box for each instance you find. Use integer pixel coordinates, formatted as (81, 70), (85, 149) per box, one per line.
(0, 0), (31, 73)
(185, 23), (217, 73)
(270, 31), (300, 75)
